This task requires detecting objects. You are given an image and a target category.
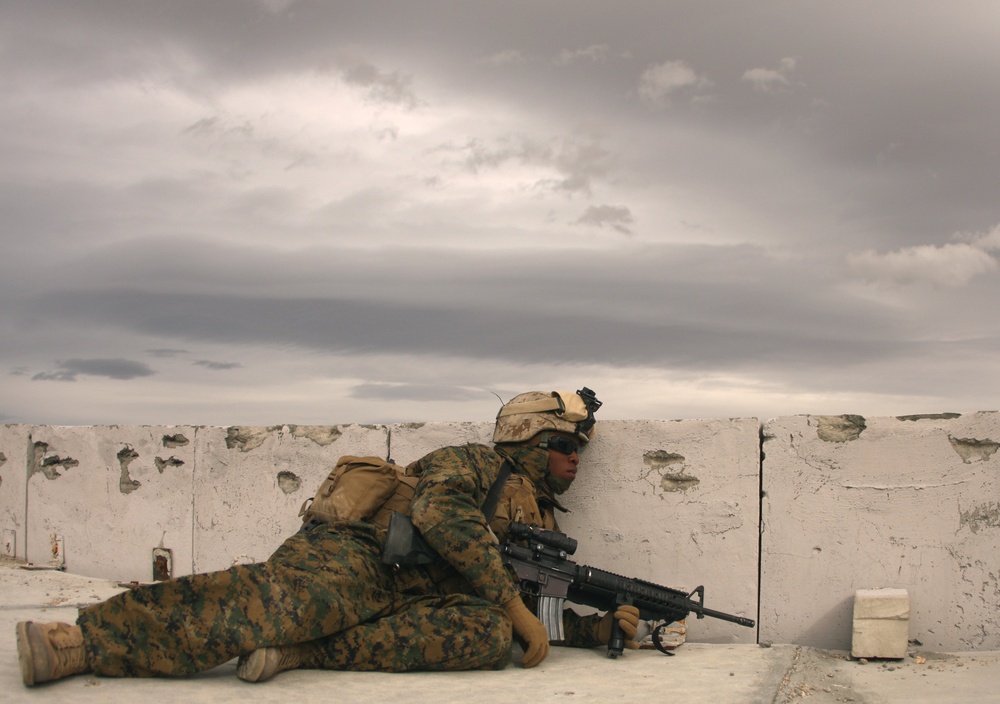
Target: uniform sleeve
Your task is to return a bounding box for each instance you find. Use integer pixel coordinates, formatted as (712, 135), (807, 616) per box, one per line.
(407, 445), (521, 606)
(560, 609), (603, 648)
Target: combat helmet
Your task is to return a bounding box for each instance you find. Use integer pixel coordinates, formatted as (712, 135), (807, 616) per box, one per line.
(493, 387), (602, 445)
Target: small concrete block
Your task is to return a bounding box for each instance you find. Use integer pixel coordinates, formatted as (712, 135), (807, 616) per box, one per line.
(852, 588), (909, 659)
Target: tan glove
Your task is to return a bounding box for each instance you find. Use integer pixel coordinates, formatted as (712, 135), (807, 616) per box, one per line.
(597, 604), (641, 649)
(503, 597), (550, 668)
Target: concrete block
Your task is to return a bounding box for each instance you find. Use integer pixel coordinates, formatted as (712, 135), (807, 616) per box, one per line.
(852, 588), (909, 659)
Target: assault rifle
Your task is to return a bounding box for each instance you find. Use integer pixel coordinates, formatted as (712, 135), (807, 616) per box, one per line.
(500, 522), (756, 658)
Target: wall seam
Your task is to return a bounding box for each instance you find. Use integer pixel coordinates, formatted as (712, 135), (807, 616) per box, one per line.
(190, 426), (199, 577)
(756, 421), (765, 644)
(23, 428), (32, 561)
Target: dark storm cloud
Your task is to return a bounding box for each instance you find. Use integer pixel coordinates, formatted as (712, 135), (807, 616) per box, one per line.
(327, 52), (419, 108)
(6, 231), (950, 402)
(19, 282), (903, 379)
(193, 360), (242, 370)
(31, 358), (156, 382)
(574, 205), (634, 234)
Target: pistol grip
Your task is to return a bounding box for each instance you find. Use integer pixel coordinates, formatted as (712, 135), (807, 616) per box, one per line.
(607, 619), (624, 658)
(606, 593), (633, 658)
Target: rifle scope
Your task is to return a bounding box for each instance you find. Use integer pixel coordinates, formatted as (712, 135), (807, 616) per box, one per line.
(507, 522), (578, 555)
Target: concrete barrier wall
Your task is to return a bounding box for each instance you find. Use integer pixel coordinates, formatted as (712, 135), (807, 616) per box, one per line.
(759, 412), (1000, 652)
(1, 412), (997, 651)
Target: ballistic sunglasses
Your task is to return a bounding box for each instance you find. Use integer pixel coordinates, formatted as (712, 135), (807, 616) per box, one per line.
(539, 435), (581, 456)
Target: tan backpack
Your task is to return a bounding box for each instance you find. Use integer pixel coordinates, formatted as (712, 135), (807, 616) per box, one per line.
(299, 453), (514, 568)
(298, 455), (418, 530)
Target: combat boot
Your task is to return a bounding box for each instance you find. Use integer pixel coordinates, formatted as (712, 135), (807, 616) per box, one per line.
(237, 645), (306, 683)
(16, 621), (91, 686)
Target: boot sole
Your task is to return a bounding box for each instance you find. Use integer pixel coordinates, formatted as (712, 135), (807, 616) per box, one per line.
(16, 621), (37, 686)
(236, 650), (267, 682)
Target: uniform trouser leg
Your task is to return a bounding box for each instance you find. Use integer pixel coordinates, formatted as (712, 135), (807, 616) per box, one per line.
(296, 593), (513, 672)
(76, 525), (393, 677)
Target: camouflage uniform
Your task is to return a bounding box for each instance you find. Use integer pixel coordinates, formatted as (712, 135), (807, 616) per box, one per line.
(77, 522), (395, 676)
(410, 442), (602, 650)
(76, 442), (600, 677)
(293, 442), (603, 672)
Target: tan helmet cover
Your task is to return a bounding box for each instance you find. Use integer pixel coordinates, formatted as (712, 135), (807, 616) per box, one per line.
(493, 389), (598, 445)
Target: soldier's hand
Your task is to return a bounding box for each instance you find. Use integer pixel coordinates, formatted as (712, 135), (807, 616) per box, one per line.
(597, 604), (641, 649)
(503, 597), (550, 668)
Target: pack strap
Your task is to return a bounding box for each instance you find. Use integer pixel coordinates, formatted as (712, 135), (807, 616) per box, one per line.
(482, 460), (513, 520)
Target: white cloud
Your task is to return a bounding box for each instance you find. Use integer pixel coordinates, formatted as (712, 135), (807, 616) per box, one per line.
(637, 60), (706, 105)
(439, 130), (614, 197)
(742, 68), (788, 92)
(555, 44), (612, 66)
(742, 57), (797, 93)
(955, 223), (1000, 251)
(481, 50), (528, 67)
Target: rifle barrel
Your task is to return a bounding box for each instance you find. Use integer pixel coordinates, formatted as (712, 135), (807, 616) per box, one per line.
(696, 606), (755, 628)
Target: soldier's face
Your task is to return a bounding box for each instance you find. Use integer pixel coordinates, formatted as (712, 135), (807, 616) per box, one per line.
(545, 432), (581, 483)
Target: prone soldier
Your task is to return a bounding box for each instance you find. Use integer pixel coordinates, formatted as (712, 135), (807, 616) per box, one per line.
(16, 387), (642, 686)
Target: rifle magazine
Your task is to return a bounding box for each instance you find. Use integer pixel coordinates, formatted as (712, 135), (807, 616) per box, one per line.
(538, 595), (565, 642)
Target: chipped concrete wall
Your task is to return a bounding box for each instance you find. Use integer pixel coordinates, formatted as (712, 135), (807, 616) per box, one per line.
(0, 425), (29, 559)
(760, 411), (999, 652)
(555, 419), (760, 645)
(2, 412), (998, 651)
(190, 424), (387, 573)
(20, 425), (199, 579)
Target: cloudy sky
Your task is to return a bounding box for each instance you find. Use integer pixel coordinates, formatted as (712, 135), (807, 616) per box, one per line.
(3, 1), (999, 427)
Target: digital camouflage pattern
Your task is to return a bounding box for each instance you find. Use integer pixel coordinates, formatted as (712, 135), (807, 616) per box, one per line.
(77, 522), (395, 677)
(295, 593), (511, 671)
(492, 390), (597, 445)
(407, 443), (527, 607)
(74, 442), (601, 678)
